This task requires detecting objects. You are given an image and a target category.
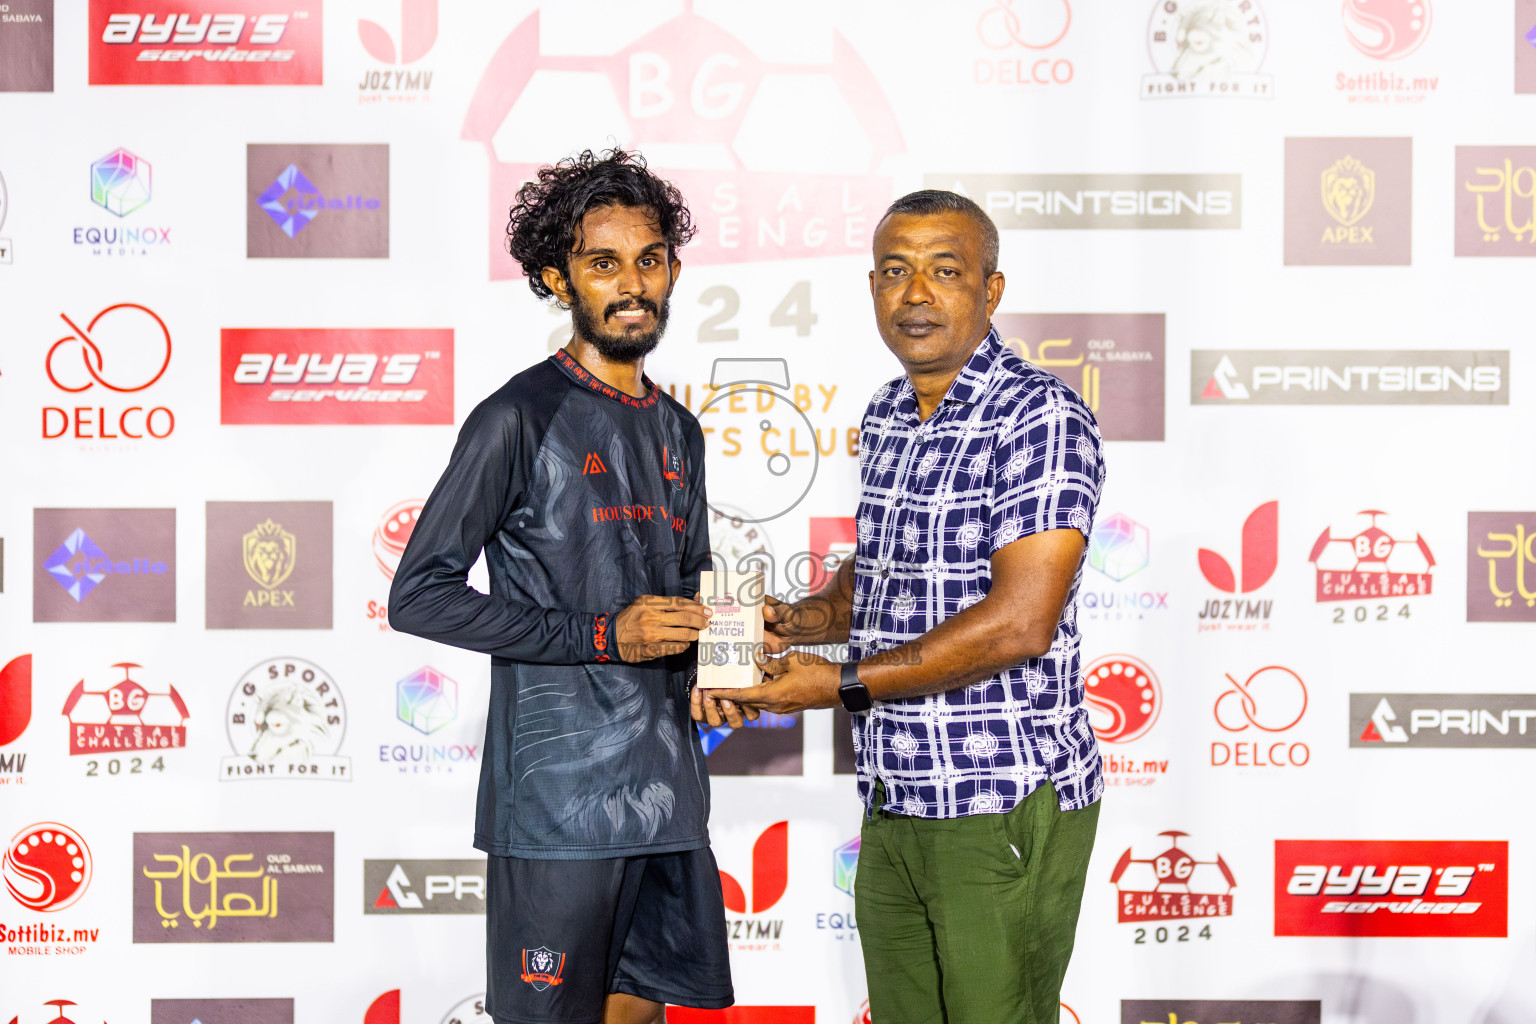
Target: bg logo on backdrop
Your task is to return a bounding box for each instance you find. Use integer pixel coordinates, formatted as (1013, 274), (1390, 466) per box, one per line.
(1519, 0), (1536, 94)
(221, 328), (453, 424)
(221, 658), (349, 781)
(89, 1), (322, 86)
(151, 1000), (294, 1024)
(61, 661), (188, 774)
(1, 654), (34, 785)
(132, 831), (334, 942)
(383, 665), (478, 774)
(1121, 1001), (1319, 1024)
(364, 859), (486, 914)
(1192, 349), (1508, 404)
(1197, 500), (1277, 631)
(0, 0), (53, 92)
(1142, 0), (1272, 100)
(1110, 830), (1235, 934)
(1084, 655), (1168, 787)
(43, 303), (176, 441)
(1351, 693), (1536, 749)
(1274, 839), (1507, 937)
(4, 1002), (108, 1024)
(1455, 147), (1536, 257)
(719, 822), (788, 951)
(358, 0), (437, 103)
(1284, 137), (1411, 265)
(206, 501), (332, 629)
(1309, 509), (1433, 620)
(973, 0), (1075, 88)
(931, 172), (1240, 230)
(246, 144), (388, 258)
(1336, 0), (1439, 104)
(1211, 666), (1309, 769)
(1467, 512), (1536, 622)
(33, 508), (175, 623)
(72, 148), (171, 257)
(461, 5), (903, 275)
(994, 314), (1165, 441)
(2, 821), (102, 957)
(1085, 514), (1168, 623)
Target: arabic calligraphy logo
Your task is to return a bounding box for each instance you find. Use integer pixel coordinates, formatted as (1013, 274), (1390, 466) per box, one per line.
(373, 500), (422, 580)
(4, 822), (92, 912)
(1214, 666), (1307, 733)
(1342, 0), (1431, 60)
(1084, 655), (1162, 743)
(1468, 512), (1536, 622)
(90, 148), (153, 217)
(61, 662), (189, 755)
(1477, 523), (1536, 608)
(142, 843), (273, 931)
(1321, 156), (1376, 226)
(242, 519), (297, 590)
(1464, 156), (1536, 244)
(978, 0), (1071, 49)
(45, 304), (172, 394)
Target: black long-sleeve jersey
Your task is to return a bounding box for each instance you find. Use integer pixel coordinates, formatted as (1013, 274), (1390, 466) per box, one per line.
(390, 349), (713, 859)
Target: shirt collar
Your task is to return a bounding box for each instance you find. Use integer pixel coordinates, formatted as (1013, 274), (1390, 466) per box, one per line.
(893, 325), (1001, 423)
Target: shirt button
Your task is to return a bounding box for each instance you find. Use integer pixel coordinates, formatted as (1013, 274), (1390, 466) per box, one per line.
(881, 568), (890, 579)
(895, 496), (904, 507)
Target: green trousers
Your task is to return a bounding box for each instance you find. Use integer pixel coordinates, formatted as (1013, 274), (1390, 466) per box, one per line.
(855, 782), (1100, 1024)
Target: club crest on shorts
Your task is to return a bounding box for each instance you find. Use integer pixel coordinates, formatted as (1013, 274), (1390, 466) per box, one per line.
(520, 946), (566, 990)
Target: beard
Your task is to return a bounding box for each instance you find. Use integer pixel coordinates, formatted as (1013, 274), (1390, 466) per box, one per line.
(569, 290), (671, 363)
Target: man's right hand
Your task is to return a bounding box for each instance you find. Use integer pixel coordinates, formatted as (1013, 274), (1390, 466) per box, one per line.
(612, 595), (712, 662)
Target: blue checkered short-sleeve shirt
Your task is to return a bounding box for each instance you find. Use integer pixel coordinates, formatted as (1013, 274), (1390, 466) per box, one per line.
(849, 327), (1105, 818)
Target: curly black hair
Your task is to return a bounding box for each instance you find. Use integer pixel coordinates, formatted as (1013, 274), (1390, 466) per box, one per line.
(505, 148), (697, 302)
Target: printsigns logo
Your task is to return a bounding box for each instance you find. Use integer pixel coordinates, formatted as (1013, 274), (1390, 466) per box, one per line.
(151, 999), (294, 1024)
(247, 144), (388, 258)
(365, 859), (486, 914)
(1211, 666), (1310, 769)
(1191, 350), (1508, 404)
(1351, 693), (1536, 749)
(931, 173), (1240, 229)
(133, 831), (334, 942)
(222, 658), (349, 781)
(1309, 510), (1433, 604)
(1468, 512), (1536, 621)
(1285, 137), (1412, 265)
(0, 0), (54, 92)
(61, 661), (188, 756)
(1274, 839), (1507, 937)
(1519, 0), (1536, 94)
(89, 1), (323, 86)
(1343, 0), (1430, 59)
(4, 823), (92, 912)
(206, 502), (332, 629)
(1142, 0), (1272, 99)
(1112, 831), (1235, 922)
(1085, 655), (1161, 744)
(1456, 147), (1536, 257)
(34, 509), (175, 622)
(994, 313), (1165, 441)
(1121, 1001), (1320, 1024)
(358, 0), (436, 102)
(221, 328), (453, 424)
(461, 7), (902, 276)
(44, 303), (175, 440)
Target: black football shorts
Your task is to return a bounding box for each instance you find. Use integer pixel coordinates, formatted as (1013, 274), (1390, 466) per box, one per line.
(485, 847), (734, 1023)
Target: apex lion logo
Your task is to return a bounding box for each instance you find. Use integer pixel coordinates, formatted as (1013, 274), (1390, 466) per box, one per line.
(1321, 155), (1375, 227)
(242, 519), (296, 590)
(520, 946), (566, 990)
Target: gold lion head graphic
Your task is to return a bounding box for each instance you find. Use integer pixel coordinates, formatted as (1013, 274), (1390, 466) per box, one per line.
(242, 518), (297, 589)
(1321, 156), (1376, 227)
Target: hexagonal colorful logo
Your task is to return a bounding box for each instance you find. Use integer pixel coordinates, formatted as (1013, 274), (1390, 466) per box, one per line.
(90, 148), (151, 217)
(397, 666), (458, 735)
(1089, 513), (1150, 581)
(832, 836), (859, 897)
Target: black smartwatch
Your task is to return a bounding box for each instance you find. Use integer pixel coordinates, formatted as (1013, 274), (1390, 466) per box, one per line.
(838, 661), (873, 713)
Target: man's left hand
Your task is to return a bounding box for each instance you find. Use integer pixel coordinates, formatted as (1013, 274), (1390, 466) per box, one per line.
(707, 650), (842, 716)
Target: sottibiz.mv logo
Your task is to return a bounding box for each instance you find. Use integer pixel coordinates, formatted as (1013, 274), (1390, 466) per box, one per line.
(1275, 840), (1507, 937)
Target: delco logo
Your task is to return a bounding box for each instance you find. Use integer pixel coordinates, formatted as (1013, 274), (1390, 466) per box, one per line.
(1274, 839), (1508, 937)
(221, 328), (453, 425)
(89, 2), (322, 86)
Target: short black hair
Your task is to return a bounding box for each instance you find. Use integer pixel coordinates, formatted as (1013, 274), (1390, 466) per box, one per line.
(506, 148), (696, 302)
(878, 189), (1000, 277)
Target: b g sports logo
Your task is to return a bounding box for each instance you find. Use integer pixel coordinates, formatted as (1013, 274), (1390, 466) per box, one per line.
(89, 2), (323, 86)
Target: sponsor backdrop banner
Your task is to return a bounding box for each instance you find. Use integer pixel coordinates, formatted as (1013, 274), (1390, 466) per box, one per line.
(1, 2), (1532, 1023)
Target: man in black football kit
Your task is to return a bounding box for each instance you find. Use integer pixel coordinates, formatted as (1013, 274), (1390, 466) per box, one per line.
(390, 150), (747, 1024)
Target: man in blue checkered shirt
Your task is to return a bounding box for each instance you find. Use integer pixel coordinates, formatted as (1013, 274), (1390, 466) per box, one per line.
(710, 190), (1104, 1024)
